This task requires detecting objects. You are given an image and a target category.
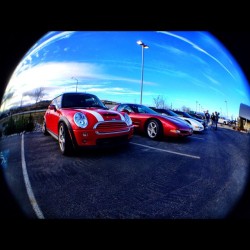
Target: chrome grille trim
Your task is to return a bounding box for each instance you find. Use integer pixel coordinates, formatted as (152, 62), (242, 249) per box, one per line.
(95, 128), (131, 135)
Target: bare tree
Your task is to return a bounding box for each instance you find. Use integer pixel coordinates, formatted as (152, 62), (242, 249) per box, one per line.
(163, 103), (170, 109)
(22, 87), (46, 112)
(23, 87), (45, 105)
(153, 95), (167, 108)
(181, 105), (191, 112)
(34, 88), (45, 104)
(153, 95), (160, 108)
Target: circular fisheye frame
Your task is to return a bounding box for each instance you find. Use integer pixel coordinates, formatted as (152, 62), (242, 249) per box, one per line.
(0, 31), (249, 219)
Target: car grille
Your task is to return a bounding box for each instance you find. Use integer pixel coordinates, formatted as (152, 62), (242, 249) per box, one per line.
(94, 121), (129, 134)
(179, 130), (192, 135)
(96, 135), (129, 146)
(102, 113), (119, 117)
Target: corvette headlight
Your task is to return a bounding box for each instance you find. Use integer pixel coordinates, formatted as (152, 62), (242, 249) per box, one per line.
(170, 129), (180, 134)
(74, 112), (88, 128)
(124, 113), (132, 126)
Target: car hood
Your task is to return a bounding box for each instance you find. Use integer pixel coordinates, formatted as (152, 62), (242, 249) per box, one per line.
(180, 117), (203, 126)
(62, 108), (125, 122)
(159, 114), (192, 127)
(194, 117), (204, 123)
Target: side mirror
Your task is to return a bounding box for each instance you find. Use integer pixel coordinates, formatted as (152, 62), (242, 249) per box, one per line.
(121, 108), (130, 114)
(49, 104), (56, 111)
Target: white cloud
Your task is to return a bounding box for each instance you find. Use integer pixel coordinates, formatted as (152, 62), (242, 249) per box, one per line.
(2, 61), (157, 111)
(159, 31), (236, 80)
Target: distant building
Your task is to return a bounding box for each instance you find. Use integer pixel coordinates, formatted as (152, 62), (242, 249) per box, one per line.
(239, 103), (250, 132)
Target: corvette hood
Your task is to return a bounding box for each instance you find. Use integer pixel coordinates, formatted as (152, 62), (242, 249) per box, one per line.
(159, 114), (191, 127)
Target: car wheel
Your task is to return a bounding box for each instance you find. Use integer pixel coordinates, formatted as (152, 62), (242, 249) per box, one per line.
(42, 120), (49, 135)
(146, 119), (162, 139)
(58, 122), (73, 155)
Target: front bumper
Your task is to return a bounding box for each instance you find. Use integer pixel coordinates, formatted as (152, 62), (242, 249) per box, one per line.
(73, 126), (134, 147)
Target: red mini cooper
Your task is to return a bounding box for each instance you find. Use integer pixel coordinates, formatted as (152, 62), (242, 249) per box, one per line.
(42, 92), (134, 155)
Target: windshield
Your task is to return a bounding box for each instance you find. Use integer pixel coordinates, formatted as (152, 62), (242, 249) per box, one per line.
(182, 111), (202, 120)
(166, 110), (179, 117)
(62, 93), (108, 109)
(181, 112), (194, 118)
(131, 104), (160, 114)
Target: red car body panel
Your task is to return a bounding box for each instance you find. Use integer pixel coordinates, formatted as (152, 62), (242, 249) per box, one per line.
(45, 107), (61, 135)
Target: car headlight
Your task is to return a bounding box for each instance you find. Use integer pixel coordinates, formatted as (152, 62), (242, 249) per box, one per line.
(170, 129), (180, 134)
(124, 113), (132, 126)
(74, 112), (88, 128)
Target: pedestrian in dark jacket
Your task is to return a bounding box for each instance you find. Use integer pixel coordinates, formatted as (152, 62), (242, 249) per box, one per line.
(211, 112), (215, 129)
(204, 110), (210, 127)
(214, 111), (219, 130)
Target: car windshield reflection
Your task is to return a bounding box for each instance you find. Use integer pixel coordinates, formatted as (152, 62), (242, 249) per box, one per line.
(62, 93), (108, 109)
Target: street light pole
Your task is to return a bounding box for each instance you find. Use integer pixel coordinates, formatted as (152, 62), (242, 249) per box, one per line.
(137, 40), (149, 105)
(72, 76), (78, 92)
(225, 100), (228, 118)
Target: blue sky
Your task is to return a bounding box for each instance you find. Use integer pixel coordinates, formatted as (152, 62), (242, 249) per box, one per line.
(1, 31), (250, 119)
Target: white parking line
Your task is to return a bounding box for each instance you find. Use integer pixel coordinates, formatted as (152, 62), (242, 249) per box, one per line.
(130, 142), (200, 159)
(21, 134), (44, 219)
(191, 136), (205, 140)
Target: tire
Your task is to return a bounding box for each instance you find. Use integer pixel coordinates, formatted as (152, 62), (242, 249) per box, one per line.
(42, 119), (49, 135)
(58, 122), (73, 155)
(146, 119), (162, 139)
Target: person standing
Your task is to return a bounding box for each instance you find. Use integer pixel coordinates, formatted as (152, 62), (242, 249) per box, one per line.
(214, 111), (219, 130)
(210, 112), (215, 129)
(204, 110), (210, 128)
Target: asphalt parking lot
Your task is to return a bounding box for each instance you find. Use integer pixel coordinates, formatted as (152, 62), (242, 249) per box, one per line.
(0, 124), (249, 219)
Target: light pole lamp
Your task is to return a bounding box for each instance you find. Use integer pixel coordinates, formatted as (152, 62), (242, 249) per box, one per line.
(137, 40), (149, 105)
(72, 76), (78, 92)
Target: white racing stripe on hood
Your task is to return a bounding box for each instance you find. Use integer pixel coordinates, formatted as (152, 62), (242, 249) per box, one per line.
(107, 110), (125, 121)
(84, 110), (104, 121)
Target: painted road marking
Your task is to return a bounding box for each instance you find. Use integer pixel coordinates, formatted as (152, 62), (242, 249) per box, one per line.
(130, 142), (200, 159)
(0, 150), (9, 169)
(191, 136), (205, 140)
(21, 134), (44, 219)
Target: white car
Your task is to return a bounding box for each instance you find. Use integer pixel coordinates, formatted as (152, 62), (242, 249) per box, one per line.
(178, 117), (204, 132)
(150, 108), (204, 132)
(218, 116), (230, 125)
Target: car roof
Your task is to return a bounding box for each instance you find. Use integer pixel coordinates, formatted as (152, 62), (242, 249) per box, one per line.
(62, 92), (94, 96)
(118, 103), (140, 105)
(53, 92), (96, 99)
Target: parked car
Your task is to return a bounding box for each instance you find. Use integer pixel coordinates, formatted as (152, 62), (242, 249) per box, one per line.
(111, 103), (193, 140)
(229, 119), (238, 126)
(188, 111), (205, 120)
(218, 116), (231, 125)
(42, 92), (134, 155)
(172, 110), (206, 128)
(150, 108), (204, 132)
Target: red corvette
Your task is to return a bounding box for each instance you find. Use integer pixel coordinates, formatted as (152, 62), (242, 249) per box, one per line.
(42, 93), (134, 155)
(111, 103), (193, 140)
